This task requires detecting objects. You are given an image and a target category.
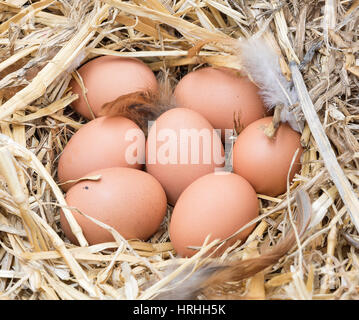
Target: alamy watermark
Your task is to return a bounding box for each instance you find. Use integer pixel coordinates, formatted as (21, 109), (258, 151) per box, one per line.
(124, 121), (235, 172)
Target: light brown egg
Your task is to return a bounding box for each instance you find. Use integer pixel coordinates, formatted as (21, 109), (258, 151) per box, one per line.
(169, 172), (259, 257)
(60, 167), (167, 245)
(173, 67), (266, 137)
(233, 117), (303, 197)
(58, 116), (145, 191)
(146, 108), (225, 206)
(70, 56), (159, 119)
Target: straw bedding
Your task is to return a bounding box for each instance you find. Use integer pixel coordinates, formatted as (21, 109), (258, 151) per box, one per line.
(0, 0), (359, 300)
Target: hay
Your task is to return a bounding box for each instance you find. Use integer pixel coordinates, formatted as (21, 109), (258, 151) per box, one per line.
(0, 0), (358, 300)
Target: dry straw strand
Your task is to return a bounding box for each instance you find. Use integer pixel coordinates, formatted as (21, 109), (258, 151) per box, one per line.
(0, 4), (110, 121)
(291, 62), (359, 234)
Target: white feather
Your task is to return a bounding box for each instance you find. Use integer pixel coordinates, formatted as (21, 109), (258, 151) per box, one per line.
(238, 37), (303, 132)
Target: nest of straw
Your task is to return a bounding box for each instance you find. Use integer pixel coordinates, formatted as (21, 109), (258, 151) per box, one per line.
(0, 0), (359, 300)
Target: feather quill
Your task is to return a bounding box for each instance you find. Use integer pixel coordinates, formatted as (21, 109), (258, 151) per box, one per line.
(237, 37), (303, 132)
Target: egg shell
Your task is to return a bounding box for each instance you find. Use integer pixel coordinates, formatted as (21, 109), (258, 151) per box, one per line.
(233, 117), (303, 197)
(146, 108), (225, 205)
(173, 67), (266, 137)
(70, 56), (159, 119)
(58, 116), (145, 191)
(60, 167), (167, 245)
(169, 172), (259, 258)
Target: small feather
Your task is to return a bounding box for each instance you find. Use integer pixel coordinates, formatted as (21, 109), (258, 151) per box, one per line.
(99, 72), (174, 135)
(238, 37), (303, 132)
(153, 262), (225, 300)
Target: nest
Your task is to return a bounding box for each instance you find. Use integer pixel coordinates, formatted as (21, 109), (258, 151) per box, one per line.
(0, 0), (359, 300)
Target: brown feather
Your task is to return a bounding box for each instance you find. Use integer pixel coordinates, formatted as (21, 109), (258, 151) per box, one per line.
(99, 73), (175, 135)
(99, 90), (167, 136)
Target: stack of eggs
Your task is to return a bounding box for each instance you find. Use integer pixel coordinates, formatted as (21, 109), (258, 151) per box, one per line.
(58, 55), (303, 257)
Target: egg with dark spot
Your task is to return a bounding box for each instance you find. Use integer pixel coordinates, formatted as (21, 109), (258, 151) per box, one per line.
(60, 167), (167, 245)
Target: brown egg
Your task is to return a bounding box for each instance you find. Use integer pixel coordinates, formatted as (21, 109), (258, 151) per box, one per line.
(70, 56), (159, 119)
(60, 167), (167, 245)
(58, 116), (145, 191)
(173, 67), (266, 137)
(146, 108), (225, 205)
(169, 172), (259, 257)
(233, 117), (303, 197)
